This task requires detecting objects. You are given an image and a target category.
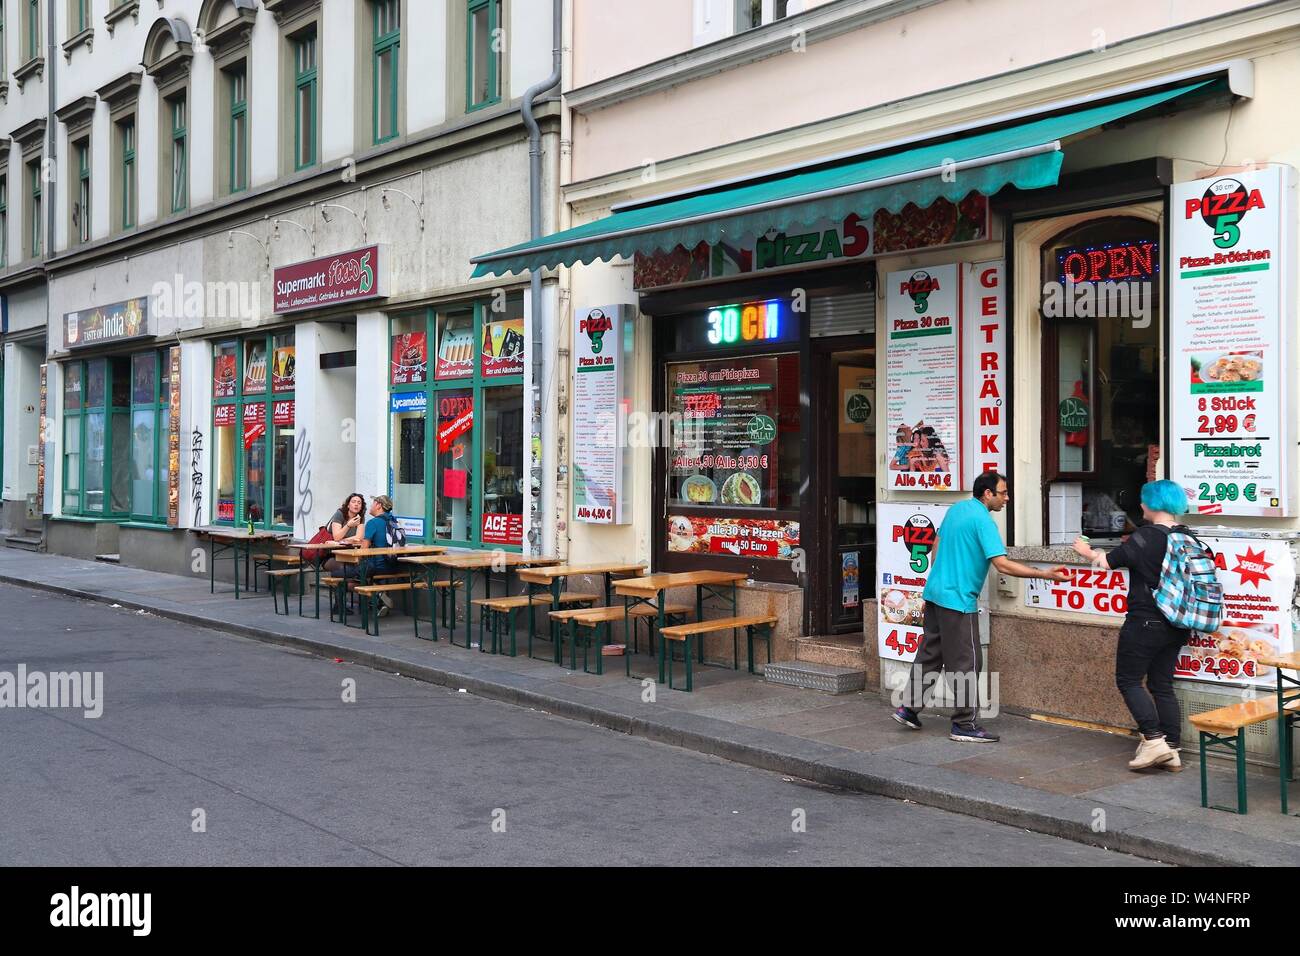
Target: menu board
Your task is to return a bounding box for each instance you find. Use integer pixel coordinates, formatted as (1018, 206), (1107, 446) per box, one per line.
(482, 317), (525, 378)
(885, 264), (961, 491)
(876, 502), (949, 662)
(573, 305), (627, 523)
(391, 331), (428, 385)
(1170, 167), (1293, 517)
(668, 357), (780, 509)
(1175, 534), (1296, 688)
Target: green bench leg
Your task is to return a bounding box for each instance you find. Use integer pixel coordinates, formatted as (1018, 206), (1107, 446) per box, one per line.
(1235, 728), (1247, 814)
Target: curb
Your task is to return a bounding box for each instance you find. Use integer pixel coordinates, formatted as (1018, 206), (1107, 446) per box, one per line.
(4, 571), (1281, 867)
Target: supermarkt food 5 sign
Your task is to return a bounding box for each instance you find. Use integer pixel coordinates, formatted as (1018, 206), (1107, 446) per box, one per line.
(1170, 166), (1296, 517)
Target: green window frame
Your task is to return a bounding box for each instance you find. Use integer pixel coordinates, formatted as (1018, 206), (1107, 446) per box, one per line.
(62, 351), (170, 520)
(72, 0), (88, 34)
(211, 330), (297, 531)
(466, 0), (502, 112)
(120, 118), (135, 230)
(228, 65), (248, 193)
(28, 159), (41, 259)
(372, 0), (401, 145)
(26, 0), (37, 61)
(387, 298), (525, 549)
(75, 140), (90, 244)
(293, 29), (318, 170)
(1, 7), (6, 76)
(170, 94), (188, 213)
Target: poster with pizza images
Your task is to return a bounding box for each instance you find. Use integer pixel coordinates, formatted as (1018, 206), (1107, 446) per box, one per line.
(1170, 166), (1294, 517)
(876, 502), (949, 662)
(666, 516), (799, 559)
(1173, 534), (1296, 687)
(885, 263), (962, 491)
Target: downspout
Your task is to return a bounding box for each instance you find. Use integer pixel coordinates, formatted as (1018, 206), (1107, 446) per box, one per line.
(521, 0), (562, 554)
(45, 0), (57, 259)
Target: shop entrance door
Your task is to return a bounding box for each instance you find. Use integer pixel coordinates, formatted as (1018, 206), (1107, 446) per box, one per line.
(812, 340), (875, 634)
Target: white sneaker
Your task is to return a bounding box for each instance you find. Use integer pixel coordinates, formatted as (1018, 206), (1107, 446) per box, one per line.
(1161, 748), (1183, 772)
(1128, 735), (1175, 770)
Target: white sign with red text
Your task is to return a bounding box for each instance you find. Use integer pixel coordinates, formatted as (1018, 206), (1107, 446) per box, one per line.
(962, 261), (1005, 484)
(1024, 564), (1130, 618)
(877, 502), (950, 662)
(1175, 534), (1296, 687)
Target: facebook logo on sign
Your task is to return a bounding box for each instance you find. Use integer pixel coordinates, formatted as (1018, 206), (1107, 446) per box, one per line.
(883, 573), (892, 585)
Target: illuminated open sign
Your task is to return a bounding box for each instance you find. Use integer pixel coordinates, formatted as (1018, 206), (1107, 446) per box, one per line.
(705, 301), (782, 345)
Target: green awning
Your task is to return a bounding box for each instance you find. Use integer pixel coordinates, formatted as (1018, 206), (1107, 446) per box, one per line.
(471, 80), (1209, 278)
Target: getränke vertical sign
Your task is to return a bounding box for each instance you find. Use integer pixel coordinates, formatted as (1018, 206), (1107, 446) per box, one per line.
(962, 261), (1005, 483)
(885, 264), (961, 490)
(1170, 166), (1294, 517)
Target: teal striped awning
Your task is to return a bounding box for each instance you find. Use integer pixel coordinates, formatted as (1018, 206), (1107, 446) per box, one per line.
(470, 80), (1210, 278)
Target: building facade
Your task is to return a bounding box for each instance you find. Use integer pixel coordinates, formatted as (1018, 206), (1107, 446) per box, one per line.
(0, 0), (562, 570)
(473, 0), (1300, 756)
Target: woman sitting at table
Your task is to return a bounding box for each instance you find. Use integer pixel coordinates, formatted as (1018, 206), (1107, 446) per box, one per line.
(328, 493), (366, 542)
(322, 493), (366, 576)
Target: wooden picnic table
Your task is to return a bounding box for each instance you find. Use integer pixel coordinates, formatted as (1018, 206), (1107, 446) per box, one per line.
(399, 552), (561, 648)
(613, 571), (748, 683)
(332, 544), (447, 584)
(1252, 649), (1300, 814)
(280, 540), (355, 619)
(517, 562), (646, 662)
(193, 527), (291, 600)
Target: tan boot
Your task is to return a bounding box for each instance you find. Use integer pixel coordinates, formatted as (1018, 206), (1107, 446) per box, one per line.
(1129, 734), (1175, 770)
(1161, 747), (1183, 772)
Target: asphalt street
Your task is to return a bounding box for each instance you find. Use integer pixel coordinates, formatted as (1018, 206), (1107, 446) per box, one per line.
(0, 583), (1159, 866)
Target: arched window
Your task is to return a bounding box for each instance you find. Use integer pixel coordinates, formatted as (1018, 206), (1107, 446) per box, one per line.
(143, 17), (195, 215)
(1039, 214), (1161, 541)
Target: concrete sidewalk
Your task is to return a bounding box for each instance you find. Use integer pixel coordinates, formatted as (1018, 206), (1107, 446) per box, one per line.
(2, 549), (1296, 866)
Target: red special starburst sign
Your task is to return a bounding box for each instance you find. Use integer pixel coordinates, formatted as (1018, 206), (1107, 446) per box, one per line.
(1232, 547), (1273, 588)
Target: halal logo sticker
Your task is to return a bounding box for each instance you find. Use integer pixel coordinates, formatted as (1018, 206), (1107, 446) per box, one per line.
(581, 307), (613, 354)
(1184, 177), (1266, 250)
(902, 271), (940, 314)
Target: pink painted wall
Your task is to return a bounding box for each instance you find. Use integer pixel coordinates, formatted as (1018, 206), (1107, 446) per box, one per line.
(570, 0), (1264, 182)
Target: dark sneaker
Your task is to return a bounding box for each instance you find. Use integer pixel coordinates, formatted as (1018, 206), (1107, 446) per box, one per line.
(891, 706), (922, 730)
(950, 723), (999, 743)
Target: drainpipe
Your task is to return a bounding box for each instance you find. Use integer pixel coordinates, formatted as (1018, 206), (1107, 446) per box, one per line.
(521, 0), (562, 555)
(45, 0), (57, 258)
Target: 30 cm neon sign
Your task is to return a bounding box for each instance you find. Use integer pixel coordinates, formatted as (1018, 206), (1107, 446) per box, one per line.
(705, 300), (781, 345)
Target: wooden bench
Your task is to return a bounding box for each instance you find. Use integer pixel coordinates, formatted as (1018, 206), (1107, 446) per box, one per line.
(1190, 697), (1300, 814)
(264, 568), (303, 616)
(353, 583), (416, 636)
(658, 615), (777, 691)
(472, 592), (599, 656)
(410, 579), (462, 643)
(251, 552), (301, 593)
(627, 603), (694, 656)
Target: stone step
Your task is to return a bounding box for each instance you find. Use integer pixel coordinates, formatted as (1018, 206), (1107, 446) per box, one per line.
(765, 661), (866, 695)
(794, 636), (867, 670)
(4, 535), (42, 552)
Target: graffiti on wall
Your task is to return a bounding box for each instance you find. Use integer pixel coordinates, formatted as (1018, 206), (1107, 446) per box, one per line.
(296, 426), (314, 538)
(190, 430), (204, 527)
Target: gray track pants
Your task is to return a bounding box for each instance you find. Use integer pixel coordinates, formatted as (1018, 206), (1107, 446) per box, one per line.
(900, 601), (983, 726)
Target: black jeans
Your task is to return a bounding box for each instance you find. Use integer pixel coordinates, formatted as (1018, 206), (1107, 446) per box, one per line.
(1115, 616), (1186, 745)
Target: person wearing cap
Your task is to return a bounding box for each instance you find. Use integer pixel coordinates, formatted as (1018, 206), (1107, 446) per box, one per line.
(341, 494), (402, 615)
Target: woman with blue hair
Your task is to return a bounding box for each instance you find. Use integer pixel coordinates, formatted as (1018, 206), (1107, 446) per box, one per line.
(1072, 480), (1191, 772)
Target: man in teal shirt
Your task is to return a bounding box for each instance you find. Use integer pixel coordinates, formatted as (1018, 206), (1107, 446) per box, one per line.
(892, 472), (1067, 742)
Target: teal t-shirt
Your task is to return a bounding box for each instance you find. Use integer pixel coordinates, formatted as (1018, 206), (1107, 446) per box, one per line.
(922, 498), (1006, 613)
